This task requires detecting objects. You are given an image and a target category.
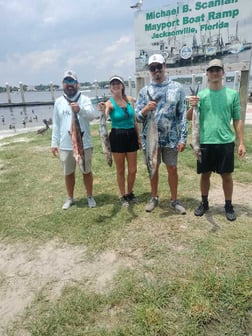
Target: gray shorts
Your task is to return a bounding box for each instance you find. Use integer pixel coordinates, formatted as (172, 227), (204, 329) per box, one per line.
(60, 148), (93, 175)
(144, 147), (178, 166)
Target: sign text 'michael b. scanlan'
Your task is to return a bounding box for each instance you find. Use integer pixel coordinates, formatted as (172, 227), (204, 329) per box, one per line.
(144, 0), (240, 38)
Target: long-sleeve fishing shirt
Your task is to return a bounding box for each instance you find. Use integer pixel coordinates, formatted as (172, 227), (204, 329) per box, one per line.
(51, 93), (98, 150)
(135, 77), (188, 150)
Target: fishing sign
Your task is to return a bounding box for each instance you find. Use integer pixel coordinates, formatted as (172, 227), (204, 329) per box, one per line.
(134, 0), (252, 72)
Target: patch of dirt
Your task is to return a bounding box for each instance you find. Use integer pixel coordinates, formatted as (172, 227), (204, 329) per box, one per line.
(194, 178), (252, 230)
(0, 181), (251, 334)
(0, 240), (138, 334)
(0, 137), (31, 148)
(205, 176), (252, 207)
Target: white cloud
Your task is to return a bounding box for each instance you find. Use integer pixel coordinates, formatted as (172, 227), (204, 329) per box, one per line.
(6, 0), (249, 85)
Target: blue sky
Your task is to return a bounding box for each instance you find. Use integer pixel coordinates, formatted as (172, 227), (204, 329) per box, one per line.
(0, 0), (172, 86)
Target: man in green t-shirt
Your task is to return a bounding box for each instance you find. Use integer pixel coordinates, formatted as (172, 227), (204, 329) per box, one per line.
(187, 59), (246, 221)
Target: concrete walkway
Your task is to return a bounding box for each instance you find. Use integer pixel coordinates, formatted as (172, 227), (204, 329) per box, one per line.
(245, 103), (252, 124)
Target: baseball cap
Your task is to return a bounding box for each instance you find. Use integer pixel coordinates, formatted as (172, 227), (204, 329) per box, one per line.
(148, 54), (165, 65)
(63, 70), (78, 81)
(206, 59), (224, 71)
(109, 75), (124, 84)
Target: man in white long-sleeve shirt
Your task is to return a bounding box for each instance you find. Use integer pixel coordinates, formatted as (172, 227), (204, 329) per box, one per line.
(51, 70), (98, 209)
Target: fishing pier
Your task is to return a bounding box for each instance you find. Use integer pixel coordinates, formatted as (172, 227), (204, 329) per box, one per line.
(0, 81), (109, 131)
(0, 81), (107, 109)
(0, 82), (56, 108)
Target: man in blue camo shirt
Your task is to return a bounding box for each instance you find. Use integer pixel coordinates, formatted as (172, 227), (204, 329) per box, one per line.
(135, 54), (188, 213)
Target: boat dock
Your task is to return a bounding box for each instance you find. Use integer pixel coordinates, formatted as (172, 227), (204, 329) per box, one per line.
(0, 101), (54, 108)
(0, 96), (108, 109)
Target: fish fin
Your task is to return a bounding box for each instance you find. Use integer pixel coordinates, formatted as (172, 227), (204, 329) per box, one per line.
(108, 158), (113, 167)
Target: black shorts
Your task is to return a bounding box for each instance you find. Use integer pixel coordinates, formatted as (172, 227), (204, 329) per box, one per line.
(197, 142), (235, 174)
(109, 128), (139, 153)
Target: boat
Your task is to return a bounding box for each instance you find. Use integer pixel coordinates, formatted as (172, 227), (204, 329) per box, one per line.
(90, 95), (110, 105)
(81, 89), (91, 93)
(135, 32), (230, 70)
(225, 22), (252, 54)
(135, 21), (251, 71)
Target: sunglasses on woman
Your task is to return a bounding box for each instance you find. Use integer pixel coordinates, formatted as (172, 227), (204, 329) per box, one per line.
(122, 107), (129, 119)
(110, 80), (122, 85)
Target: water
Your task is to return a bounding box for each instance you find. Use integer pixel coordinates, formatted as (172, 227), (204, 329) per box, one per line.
(0, 80), (251, 132)
(0, 88), (113, 131)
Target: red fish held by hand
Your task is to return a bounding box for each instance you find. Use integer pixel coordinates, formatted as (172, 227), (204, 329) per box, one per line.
(69, 111), (85, 173)
(65, 93), (86, 173)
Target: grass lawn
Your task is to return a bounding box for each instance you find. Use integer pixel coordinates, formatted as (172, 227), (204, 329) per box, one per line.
(0, 124), (251, 336)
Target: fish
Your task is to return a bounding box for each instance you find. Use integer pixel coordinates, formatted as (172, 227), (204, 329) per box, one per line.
(99, 111), (113, 167)
(65, 93), (86, 173)
(190, 86), (202, 162)
(69, 110), (85, 173)
(191, 105), (202, 162)
(145, 90), (159, 179)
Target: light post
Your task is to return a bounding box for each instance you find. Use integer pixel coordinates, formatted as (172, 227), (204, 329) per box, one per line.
(50, 81), (55, 102)
(128, 76), (132, 96)
(19, 82), (27, 118)
(19, 82), (25, 104)
(5, 83), (11, 104)
(94, 80), (98, 97)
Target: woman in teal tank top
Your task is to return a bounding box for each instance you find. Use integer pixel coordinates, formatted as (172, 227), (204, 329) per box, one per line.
(98, 75), (141, 207)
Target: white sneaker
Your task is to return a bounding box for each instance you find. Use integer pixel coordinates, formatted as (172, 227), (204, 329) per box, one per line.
(62, 197), (74, 210)
(170, 200), (186, 215)
(87, 196), (96, 208)
(145, 197), (159, 212)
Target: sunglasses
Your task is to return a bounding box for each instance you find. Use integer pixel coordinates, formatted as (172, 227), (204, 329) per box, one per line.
(63, 78), (77, 84)
(208, 67), (222, 73)
(122, 107), (129, 119)
(110, 80), (122, 85)
(149, 63), (163, 72)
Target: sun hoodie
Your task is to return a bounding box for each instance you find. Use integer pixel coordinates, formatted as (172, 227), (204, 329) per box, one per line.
(135, 77), (188, 150)
(51, 92), (98, 150)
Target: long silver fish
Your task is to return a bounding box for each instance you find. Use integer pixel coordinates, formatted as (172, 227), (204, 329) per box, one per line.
(99, 111), (113, 167)
(146, 91), (159, 179)
(190, 87), (202, 162)
(65, 93), (86, 173)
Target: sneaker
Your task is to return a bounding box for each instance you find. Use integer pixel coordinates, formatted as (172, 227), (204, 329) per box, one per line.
(87, 196), (96, 208)
(126, 192), (138, 203)
(170, 200), (186, 215)
(194, 202), (209, 216)
(120, 195), (129, 207)
(225, 205), (236, 221)
(62, 197), (74, 210)
(145, 197), (159, 212)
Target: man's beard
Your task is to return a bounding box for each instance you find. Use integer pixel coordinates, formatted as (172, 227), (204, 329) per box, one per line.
(153, 71), (162, 81)
(64, 85), (77, 98)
